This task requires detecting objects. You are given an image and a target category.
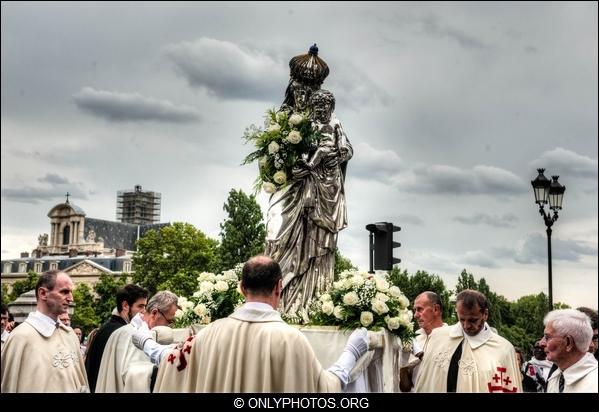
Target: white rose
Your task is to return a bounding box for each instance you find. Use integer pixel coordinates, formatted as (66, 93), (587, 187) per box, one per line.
(321, 301), (334, 315)
(342, 291), (359, 306)
(268, 141), (280, 154)
(199, 281), (214, 294)
(387, 286), (401, 298)
(262, 182), (276, 193)
(360, 311), (374, 327)
(399, 309), (413, 326)
(198, 272), (216, 282)
(351, 275), (365, 287)
(192, 291), (201, 298)
(319, 293), (332, 302)
(193, 303), (207, 317)
(333, 305), (345, 319)
(288, 113), (304, 126)
(375, 278), (390, 292)
(200, 315), (211, 325)
(286, 130), (302, 144)
(177, 296), (188, 305)
(371, 299), (389, 315)
(175, 309), (184, 319)
(386, 316), (400, 330)
(398, 294), (410, 309)
(259, 156), (268, 169)
(222, 270), (237, 281)
(215, 280), (229, 292)
(375, 292), (390, 302)
(267, 123), (281, 133)
(273, 170), (287, 185)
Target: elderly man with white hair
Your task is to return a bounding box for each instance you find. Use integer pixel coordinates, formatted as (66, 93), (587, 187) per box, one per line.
(540, 309), (598, 393)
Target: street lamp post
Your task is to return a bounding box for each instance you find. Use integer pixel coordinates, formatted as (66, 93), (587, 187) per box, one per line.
(531, 168), (566, 311)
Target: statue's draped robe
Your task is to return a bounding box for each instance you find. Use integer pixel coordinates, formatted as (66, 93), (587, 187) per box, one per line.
(266, 114), (352, 314)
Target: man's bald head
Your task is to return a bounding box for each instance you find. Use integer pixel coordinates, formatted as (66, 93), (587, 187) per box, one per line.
(241, 255), (282, 296)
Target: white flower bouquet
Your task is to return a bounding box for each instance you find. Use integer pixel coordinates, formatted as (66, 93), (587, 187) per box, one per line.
(306, 270), (416, 342)
(174, 264), (245, 327)
(242, 108), (321, 193)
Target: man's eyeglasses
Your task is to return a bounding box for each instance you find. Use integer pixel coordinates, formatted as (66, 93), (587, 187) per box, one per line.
(592, 334), (598, 342)
(157, 309), (175, 326)
(541, 334), (566, 342)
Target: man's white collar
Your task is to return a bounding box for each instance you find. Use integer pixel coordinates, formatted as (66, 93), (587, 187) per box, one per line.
(562, 352), (598, 385)
(24, 310), (69, 338)
(229, 302), (284, 323)
(449, 322), (493, 349)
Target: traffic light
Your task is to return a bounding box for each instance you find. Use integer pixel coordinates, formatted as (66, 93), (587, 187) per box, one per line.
(366, 222), (401, 271)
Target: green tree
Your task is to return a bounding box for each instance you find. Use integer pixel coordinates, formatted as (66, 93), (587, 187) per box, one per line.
(389, 268), (452, 324)
(132, 222), (218, 297)
(8, 270), (39, 302)
(218, 189), (266, 271)
(334, 250), (357, 276)
(93, 273), (129, 324)
(455, 269), (477, 292)
(72, 283), (100, 334)
(1, 283), (10, 306)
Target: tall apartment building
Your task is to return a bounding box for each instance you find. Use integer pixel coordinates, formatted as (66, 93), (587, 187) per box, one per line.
(116, 185), (161, 225)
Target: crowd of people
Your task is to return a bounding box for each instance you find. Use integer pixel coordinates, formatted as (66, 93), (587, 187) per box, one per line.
(1, 261), (597, 393)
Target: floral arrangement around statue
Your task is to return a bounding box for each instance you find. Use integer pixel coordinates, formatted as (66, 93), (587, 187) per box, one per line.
(174, 264), (245, 328)
(303, 270), (416, 343)
(242, 108), (321, 194)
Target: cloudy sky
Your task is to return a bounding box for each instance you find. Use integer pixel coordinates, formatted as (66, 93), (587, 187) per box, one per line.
(2, 2), (597, 308)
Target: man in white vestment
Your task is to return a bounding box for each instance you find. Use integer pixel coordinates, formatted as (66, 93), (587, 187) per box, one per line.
(95, 290), (179, 393)
(414, 289), (522, 393)
(400, 291), (446, 392)
(1, 270), (89, 392)
(542, 309), (598, 393)
(132, 255), (369, 392)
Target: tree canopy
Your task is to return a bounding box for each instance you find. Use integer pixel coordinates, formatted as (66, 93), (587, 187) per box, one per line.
(218, 189), (266, 271)
(132, 222), (218, 297)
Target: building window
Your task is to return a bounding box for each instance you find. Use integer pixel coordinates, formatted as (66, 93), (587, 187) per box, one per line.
(50, 261), (58, 270)
(19, 262), (27, 273)
(123, 261), (132, 273)
(3, 263), (11, 274)
(34, 262), (43, 273)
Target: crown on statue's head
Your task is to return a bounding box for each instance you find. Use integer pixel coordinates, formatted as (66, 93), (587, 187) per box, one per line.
(289, 43), (330, 87)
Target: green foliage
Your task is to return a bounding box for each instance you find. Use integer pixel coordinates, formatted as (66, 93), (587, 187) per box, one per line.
(389, 267), (453, 324)
(334, 250), (357, 276)
(8, 270), (39, 302)
(132, 222), (218, 297)
(72, 283), (100, 334)
(498, 324), (531, 358)
(93, 272), (129, 324)
(218, 189), (266, 271)
(1, 283), (10, 306)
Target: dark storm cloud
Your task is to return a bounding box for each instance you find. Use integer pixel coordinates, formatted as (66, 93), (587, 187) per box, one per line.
(531, 147), (598, 179)
(1, 185), (88, 204)
(73, 87), (201, 123)
(402, 165), (527, 196)
(512, 233), (597, 264)
(453, 213), (518, 228)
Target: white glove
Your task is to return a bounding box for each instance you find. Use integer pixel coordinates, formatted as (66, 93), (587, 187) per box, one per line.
(132, 322), (153, 351)
(327, 328), (370, 390)
(344, 328), (369, 359)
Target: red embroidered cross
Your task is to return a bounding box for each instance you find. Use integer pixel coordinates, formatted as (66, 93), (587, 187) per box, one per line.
(487, 366), (518, 393)
(493, 373), (501, 383)
(177, 350), (188, 371)
(167, 353), (176, 364)
(503, 376), (512, 386)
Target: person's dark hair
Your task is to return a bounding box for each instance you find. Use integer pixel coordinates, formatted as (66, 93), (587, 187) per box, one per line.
(116, 284), (149, 312)
(241, 256), (282, 296)
(1, 303), (7, 315)
(514, 347), (524, 366)
(35, 270), (63, 300)
(8, 313), (14, 322)
(456, 289), (488, 313)
(576, 307), (598, 329)
(422, 291), (444, 314)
